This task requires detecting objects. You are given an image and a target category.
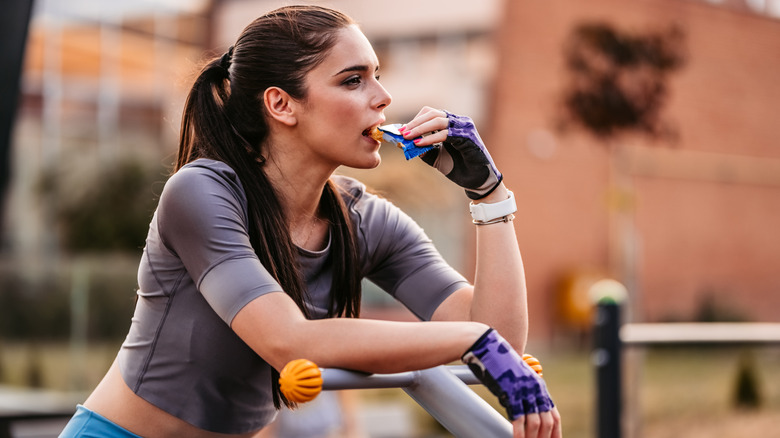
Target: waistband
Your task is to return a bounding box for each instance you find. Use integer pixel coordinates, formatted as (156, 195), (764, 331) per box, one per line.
(59, 405), (143, 438)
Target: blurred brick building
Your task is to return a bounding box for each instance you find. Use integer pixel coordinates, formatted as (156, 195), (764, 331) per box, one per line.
(487, 0), (780, 339)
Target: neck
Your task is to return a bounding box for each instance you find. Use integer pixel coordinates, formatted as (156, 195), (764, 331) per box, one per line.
(262, 143), (334, 221)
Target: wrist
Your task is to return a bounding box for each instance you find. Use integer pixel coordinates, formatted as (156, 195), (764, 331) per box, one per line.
(471, 183), (508, 204)
(469, 188), (516, 224)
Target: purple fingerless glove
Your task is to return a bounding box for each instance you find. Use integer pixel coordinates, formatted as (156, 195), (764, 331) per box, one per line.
(421, 112), (503, 200)
(462, 329), (555, 420)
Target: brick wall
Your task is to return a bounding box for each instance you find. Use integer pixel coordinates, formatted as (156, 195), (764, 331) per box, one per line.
(487, 0), (780, 339)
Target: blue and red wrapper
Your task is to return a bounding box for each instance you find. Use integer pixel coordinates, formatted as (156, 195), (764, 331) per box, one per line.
(375, 124), (435, 160)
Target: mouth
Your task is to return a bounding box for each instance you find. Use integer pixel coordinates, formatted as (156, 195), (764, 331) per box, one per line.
(362, 125), (384, 142)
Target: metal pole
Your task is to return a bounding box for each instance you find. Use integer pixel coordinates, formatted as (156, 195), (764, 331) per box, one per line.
(403, 366), (512, 438)
(321, 365), (481, 390)
(593, 298), (623, 438)
(322, 365), (512, 438)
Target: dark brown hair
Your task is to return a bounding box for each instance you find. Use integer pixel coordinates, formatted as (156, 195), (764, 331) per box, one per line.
(175, 5), (361, 408)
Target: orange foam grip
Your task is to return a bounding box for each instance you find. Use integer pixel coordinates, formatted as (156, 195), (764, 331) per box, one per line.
(279, 359), (323, 403)
(522, 353), (544, 377)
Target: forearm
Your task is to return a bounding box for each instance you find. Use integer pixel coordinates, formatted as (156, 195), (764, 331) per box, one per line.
(470, 183), (529, 352)
(292, 318), (486, 373)
(232, 293), (487, 374)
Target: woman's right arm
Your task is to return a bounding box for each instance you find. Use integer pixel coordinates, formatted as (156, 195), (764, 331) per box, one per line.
(233, 294), (562, 438)
(231, 291), (488, 374)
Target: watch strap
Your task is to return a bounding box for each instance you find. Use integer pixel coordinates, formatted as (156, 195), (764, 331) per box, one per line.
(469, 190), (516, 222)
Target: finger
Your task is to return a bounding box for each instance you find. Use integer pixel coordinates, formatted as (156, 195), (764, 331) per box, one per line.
(512, 416), (526, 438)
(551, 408), (563, 438)
(411, 130), (447, 147)
(404, 108), (447, 133)
(411, 105), (443, 121)
(403, 119), (448, 145)
(403, 117), (447, 137)
(524, 413), (541, 438)
(537, 410), (554, 438)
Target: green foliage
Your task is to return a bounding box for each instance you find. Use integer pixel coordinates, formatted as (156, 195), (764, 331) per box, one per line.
(560, 21), (686, 141)
(38, 155), (168, 253)
(0, 155), (162, 345)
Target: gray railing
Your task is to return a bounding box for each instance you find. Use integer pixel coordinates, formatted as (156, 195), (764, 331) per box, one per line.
(321, 365), (512, 437)
(593, 298), (780, 438)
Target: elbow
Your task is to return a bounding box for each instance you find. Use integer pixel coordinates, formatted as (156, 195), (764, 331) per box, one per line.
(499, 324), (528, 355)
(262, 342), (303, 372)
(260, 326), (319, 372)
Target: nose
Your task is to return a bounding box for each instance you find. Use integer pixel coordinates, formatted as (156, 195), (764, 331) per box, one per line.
(374, 81), (392, 110)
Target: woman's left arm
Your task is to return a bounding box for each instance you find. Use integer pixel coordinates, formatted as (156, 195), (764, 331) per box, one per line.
(433, 183), (528, 353)
(403, 108), (560, 438)
(400, 107), (528, 352)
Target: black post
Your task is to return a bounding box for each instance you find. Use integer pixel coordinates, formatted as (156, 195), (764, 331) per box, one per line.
(593, 298), (622, 438)
(0, 0), (35, 242)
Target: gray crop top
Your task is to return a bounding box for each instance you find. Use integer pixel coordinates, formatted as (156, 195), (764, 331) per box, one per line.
(117, 159), (469, 434)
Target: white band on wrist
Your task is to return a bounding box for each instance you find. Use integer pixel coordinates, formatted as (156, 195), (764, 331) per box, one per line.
(469, 190), (517, 223)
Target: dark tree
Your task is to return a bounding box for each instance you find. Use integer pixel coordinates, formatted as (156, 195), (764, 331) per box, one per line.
(560, 22), (686, 141)
(38, 157), (165, 253)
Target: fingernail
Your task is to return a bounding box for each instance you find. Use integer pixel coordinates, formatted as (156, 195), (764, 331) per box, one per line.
(399, 126), (408, 134)
(413, 138), (421, 144)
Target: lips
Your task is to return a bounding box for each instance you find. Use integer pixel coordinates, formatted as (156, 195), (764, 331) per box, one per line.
(362, 125), (384, 142)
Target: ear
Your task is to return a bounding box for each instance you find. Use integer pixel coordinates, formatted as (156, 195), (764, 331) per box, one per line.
(263, 86), (297, 126)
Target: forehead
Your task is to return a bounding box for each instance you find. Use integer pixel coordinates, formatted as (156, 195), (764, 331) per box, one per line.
(318, 25), (379, 73)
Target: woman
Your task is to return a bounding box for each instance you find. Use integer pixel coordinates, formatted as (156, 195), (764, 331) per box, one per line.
(60, 5), (561, 438)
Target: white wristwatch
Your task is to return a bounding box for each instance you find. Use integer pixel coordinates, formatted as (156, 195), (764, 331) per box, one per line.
(469, 190), (517, 222)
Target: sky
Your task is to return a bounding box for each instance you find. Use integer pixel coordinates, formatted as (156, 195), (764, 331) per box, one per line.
(32, 0), (780, 24)
(32, 0), (210, 23)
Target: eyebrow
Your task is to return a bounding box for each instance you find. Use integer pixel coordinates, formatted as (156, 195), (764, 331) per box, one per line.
(333, 64), (380, 76)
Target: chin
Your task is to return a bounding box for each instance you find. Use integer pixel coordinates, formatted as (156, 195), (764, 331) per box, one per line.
(347, 154), (382, 170)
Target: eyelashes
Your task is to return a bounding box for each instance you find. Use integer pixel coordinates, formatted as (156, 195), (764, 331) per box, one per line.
(342, 74), (381, 87)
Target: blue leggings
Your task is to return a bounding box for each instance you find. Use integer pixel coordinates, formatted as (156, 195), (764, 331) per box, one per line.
(59, 405), (142, 438)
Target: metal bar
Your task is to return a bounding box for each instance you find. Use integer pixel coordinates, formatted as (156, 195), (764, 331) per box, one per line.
(321, 369), (417, 390)
(321, 365), (511, 438)
(447, 364), (482, 385)
(621, 322), (780, 346)
(321, 365), (480, 390)
(403, 366), (512, 438)
(593, 300), (623, 438)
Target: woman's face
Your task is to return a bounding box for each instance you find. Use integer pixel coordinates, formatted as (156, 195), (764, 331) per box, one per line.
(293, 25), (392, 170)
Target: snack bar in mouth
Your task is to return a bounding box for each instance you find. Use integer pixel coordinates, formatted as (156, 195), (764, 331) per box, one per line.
(374, 124), (435, 160)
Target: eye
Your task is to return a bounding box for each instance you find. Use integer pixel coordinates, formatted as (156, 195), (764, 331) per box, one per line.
(342, 75), (362, 86)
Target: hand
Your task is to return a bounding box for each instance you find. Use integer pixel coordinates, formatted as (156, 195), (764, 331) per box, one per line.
(462, 329), (560, 435)
(512, 407), (563, 438)
(401, 107), (502, 200)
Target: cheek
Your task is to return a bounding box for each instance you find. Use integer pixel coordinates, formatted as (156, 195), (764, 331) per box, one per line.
(325, 95), (364, 121)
